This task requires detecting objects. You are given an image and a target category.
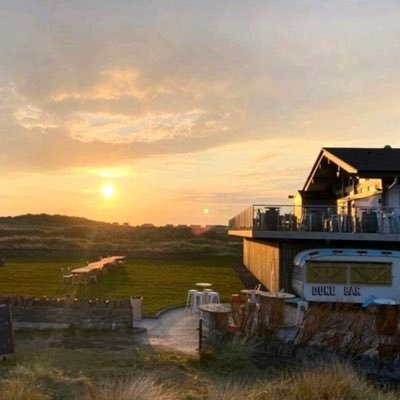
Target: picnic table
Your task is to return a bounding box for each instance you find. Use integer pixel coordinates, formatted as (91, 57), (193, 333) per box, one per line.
(71, 256), (125, 283)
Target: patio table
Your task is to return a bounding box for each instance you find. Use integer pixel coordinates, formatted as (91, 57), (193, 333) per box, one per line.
(195, 282), (212, 289)
(256, 291), (295, 326)
(199, 303), (231, 332)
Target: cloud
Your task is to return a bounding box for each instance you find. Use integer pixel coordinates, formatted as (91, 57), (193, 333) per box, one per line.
(1, 0), (400, 173)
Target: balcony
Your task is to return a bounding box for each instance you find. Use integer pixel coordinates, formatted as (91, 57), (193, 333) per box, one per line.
(228, 204), (400, 242)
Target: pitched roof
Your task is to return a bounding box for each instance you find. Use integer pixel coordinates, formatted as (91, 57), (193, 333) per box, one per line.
(303, 146), (400, 191)
(323, 147), (400, 173)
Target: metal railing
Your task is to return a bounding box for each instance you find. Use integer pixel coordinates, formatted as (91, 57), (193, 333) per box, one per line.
(228, 204), (400, 234)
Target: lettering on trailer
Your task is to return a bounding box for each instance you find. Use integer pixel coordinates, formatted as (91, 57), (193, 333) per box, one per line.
(311, 285), (362, 298)
(311, 286), (336, 296)
(344, 286), (361, 296)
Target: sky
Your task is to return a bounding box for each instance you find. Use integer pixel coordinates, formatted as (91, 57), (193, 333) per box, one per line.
(1, 1), (400, 226)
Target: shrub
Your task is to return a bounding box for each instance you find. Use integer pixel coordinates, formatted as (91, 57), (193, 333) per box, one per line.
(255, 361), (392, 400)
(0, 377), (49, 400)
(83, 375), (177, 400)
(0, 359), (89, 400)
(200, 336), (263, 375)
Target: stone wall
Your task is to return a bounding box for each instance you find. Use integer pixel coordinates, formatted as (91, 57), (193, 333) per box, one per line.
(0, 296), (135, 330)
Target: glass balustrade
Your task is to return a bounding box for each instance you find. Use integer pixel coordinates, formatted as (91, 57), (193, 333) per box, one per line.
(228, 204), (400, 234)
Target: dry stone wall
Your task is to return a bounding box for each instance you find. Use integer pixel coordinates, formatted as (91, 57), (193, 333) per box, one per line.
(0, 296), (134, 330)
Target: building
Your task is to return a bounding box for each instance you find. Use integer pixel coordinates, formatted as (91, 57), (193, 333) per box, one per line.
(228, 146), (400, 292)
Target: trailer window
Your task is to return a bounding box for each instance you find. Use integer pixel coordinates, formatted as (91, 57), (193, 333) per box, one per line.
(350, 263), (392, 285)
(305, 261), (348, 284)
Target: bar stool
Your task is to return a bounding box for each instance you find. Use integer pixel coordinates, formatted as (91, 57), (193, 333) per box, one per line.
(207, 291), (220, 304)
(203, 288), (213, 304)
(192, 291), (205, 314)
(295, 300), (308, 326)
(185, 289), (198, 312)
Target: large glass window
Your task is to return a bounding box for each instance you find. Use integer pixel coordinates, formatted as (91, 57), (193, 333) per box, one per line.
(305, 261), (348, 284)
(350, 263), (392, 285)
(305, 261), (392, 286)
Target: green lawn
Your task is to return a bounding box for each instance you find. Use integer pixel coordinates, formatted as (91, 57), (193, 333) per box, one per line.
(0, 256), (244, 314)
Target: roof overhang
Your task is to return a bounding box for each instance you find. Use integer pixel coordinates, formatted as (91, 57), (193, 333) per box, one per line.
(303, 149), (358, 192)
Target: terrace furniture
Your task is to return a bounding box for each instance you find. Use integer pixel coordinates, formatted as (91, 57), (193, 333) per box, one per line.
(195, 282), (212, 289)
(264, 207), (280, 230)
(206, 291), (220, 304)
(241, 289), (259, 303)
(199, 303), (232, 338)
(62, 274), (74, 284)
(70, 256), (125, 283)
(203, 288), (213, 303)
(192, 291), (205, 314)
(185, 289), (198, 313)
(257, 291), (295, 327)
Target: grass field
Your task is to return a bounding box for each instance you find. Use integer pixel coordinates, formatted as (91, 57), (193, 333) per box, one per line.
(0, 256), (244, 314)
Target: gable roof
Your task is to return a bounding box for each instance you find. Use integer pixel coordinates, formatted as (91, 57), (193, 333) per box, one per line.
(303, 146), (400, 191)
(324, 147), (400, 173)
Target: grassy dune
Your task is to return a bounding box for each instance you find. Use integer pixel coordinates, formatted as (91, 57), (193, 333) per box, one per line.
(0, 348), (398, 400)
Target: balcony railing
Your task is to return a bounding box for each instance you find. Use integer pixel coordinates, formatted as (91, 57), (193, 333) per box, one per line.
(228, 204), (400, 234)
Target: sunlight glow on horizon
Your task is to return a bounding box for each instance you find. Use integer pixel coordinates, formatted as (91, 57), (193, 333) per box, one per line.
(101, 183), (115, 199)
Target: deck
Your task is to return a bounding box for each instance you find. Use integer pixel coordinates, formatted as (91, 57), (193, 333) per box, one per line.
(228, 204), (400, 243)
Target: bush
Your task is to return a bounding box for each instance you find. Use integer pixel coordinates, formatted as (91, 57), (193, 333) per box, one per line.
(83, 375), (177, 400)
(0, 377), (50, 400)
(255, 361), (395, 400)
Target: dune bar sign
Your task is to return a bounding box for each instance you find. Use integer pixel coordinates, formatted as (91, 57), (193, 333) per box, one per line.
(0, 304), (14, 359)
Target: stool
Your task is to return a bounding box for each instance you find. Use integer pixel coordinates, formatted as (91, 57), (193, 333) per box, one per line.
(207, 291), (220, 304)
(295, 301), (308, 326)
(192, 291), (205, 314)
(203, 288), (213, 304)
(185, 289), (198, 312)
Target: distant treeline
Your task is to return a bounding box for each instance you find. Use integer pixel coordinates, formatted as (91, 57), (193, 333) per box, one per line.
(0, 214), (241, 257)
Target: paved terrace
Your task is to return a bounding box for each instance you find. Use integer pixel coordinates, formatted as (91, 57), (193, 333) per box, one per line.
(134, 305), (298, 354)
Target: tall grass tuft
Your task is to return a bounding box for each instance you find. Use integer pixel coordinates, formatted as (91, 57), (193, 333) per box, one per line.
(0, 377), (50, 400)
(200, 336), (263, 375)
(83, 375), (177, 400)
(204, 379), (255, 400)
(255, 361), (394, 400)
(0, 359), (89, 400)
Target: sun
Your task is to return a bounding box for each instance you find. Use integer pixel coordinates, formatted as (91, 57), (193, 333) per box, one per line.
(101, 183), (115, 199)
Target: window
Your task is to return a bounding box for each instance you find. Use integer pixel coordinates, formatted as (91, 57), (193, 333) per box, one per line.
(306, 261), (348, 284)
(350, 263), (392, 285)
(305, 261), (392, 286)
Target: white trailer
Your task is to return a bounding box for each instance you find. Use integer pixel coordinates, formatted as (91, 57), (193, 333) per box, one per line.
(292, 248), (400, 303)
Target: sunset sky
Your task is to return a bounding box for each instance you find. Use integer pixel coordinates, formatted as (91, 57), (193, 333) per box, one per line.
(1, 1), (400, 226)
